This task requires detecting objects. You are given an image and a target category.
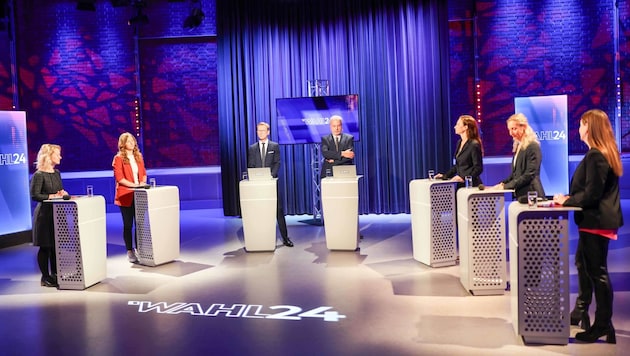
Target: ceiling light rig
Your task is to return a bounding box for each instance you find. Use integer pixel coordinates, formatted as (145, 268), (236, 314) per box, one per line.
(77, 0), (96, 11)
(183, 0), (204, 31)
(128, 0), (149, 27)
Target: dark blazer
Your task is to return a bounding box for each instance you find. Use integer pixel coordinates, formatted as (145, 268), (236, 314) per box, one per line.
(30, 170), (64, 247)
(502, 141), (545, 199)
(321, 133), (354, 177)
(248, 140), (281, 178)
(563, 148), (623, 229)
(443, 139), (483, 186)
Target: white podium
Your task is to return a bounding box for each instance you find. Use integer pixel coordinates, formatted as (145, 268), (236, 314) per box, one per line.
(49, 195), (107, 290)
(457, 188), (512, 295)
(321, 176), (362, 250)
(409, 179), (458, 267)
(239, 179), (277, 252)
(134, 186), (180, 266)
(509, 202), (579, 345)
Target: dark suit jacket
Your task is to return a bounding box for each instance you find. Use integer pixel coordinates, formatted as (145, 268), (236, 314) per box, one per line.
(563, 148), (623, 229)
(443, 139), (483, 186)
(502, 141), (545, 199)
(321, 133), (354, 177)
(248, 140), (281, 178)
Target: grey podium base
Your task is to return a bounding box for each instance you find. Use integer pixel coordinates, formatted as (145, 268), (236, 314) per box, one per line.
(299, 217), (324, 226)
(522, 335), (568, 346)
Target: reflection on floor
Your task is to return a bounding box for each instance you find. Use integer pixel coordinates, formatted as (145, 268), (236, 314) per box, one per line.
(0, 204), (628, 355)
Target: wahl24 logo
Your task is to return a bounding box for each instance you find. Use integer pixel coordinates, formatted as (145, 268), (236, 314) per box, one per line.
(128, 301), (346, 322)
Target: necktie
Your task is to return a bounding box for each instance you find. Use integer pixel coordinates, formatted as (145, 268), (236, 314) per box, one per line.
(335, 136), (340, 152)
(261, 142), (266, 167)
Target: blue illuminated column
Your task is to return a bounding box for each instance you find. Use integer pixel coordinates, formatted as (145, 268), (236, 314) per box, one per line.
(514, 95), (569, 195)
(0, 111), (31, 237)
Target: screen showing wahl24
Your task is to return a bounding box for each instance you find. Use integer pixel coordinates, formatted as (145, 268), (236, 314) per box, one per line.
(276, 94), (360, 144)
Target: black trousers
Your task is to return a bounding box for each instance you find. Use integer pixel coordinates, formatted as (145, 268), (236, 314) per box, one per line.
(276, 186), (288, 240)
(576, 231), (613, 326)
(119, 203), (136, 251)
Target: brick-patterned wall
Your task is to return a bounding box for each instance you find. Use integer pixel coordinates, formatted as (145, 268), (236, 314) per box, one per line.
(449, 0), (626, 155)
(620, 0), (630, 151)
(8, 0), (218, 172)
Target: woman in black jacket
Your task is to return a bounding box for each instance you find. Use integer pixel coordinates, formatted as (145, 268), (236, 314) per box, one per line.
(491, 113), (545, 199)
(554, 109), (623, 344)
(435, 115), (484, 188)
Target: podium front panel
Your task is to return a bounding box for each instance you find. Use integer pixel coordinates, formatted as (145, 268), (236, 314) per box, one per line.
(239, 179), (277, 252)
(509, 203), (575, 345)
(457, 188), (510, 295)
(321, 177), (361, 251)
(134, 186), (180, 266)
(51, 196), (107, 290)
(409, 179), (457, 267)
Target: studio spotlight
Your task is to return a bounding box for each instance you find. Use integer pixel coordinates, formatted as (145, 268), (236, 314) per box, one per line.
(183, 5), (204, 30)
(128, 0), (149, 26)
(128, 9), (149, 26)
(77, 0), (96, 11)
(110, 0), (131, 7)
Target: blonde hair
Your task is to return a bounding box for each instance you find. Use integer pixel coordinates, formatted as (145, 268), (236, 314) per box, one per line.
(507, 113), (538, 151)
(35, 144), (60, 171)
(580, 109), (623, 177)
(117, 132), (143, 164)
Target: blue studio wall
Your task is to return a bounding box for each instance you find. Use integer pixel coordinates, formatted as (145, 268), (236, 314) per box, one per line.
(0, 0), (629, 224)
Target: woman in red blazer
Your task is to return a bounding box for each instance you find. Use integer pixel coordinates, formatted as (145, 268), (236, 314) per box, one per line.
(554, 109), (623, 344)
(112, 132), (147, 263)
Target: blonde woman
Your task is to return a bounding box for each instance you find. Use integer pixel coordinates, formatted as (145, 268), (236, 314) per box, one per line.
(491, 113), (545, 199)
(112, 132), (147, 263)
(30, 144), (68, 287)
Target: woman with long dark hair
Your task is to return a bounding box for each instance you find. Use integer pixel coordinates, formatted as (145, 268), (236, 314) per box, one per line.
(554, 109), (623, 343)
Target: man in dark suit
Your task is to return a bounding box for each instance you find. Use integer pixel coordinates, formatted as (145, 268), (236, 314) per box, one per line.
(320, 115), (354, 178)
(247, 122), (293, 247)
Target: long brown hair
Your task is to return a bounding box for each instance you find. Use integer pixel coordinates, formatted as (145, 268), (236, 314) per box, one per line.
(459, 115), (484, 156)
(580, 109), (623, 177)
(117, 132), (143, 164)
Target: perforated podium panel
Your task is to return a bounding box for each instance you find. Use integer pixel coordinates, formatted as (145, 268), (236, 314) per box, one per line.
(239, 179), (277, 252)
(50, 196), (106, 290)
(134, 186), (180, 266)
(457, 188), (512, 295)
(409, 179), (458, 267)
(508, 203), (579, 345)
(321, 176), (362, 250)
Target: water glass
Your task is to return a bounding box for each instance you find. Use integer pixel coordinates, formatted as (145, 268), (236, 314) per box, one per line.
(242, 172), (248, 181)
(428, 169), (435, 180)
(325, 169), (332, 177)
(527, 191), (538, 208)
(465, 176), (473, 188)
(86, 185), (94, 197)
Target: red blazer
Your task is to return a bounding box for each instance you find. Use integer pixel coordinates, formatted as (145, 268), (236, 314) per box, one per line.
(112, 154), (147, 207)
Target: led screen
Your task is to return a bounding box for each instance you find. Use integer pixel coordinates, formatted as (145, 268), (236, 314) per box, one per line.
(0, 111), (32, 236)
(276, 95), (360, 144)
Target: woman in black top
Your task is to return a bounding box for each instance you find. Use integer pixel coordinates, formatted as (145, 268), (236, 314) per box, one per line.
(30, 144), (67, 288)
(491, 113), (545, 199)
(554, 109), (623, 344)
(435, 115), (484, 187)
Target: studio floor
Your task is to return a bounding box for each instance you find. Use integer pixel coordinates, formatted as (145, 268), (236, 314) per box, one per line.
(0, 203), (629, 356)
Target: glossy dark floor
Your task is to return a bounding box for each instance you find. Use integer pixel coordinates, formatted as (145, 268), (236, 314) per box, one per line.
(0, 204), (628, 355)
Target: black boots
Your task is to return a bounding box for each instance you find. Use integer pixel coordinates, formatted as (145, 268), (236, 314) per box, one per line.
(575, 321), (616, 344)
(570, 308), (590, 331)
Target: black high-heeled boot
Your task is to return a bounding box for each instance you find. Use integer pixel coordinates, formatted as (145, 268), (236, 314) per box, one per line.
(571, 245), (592, 331)
(575, 322), (615, 344)
(570, 309), (590, 331)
